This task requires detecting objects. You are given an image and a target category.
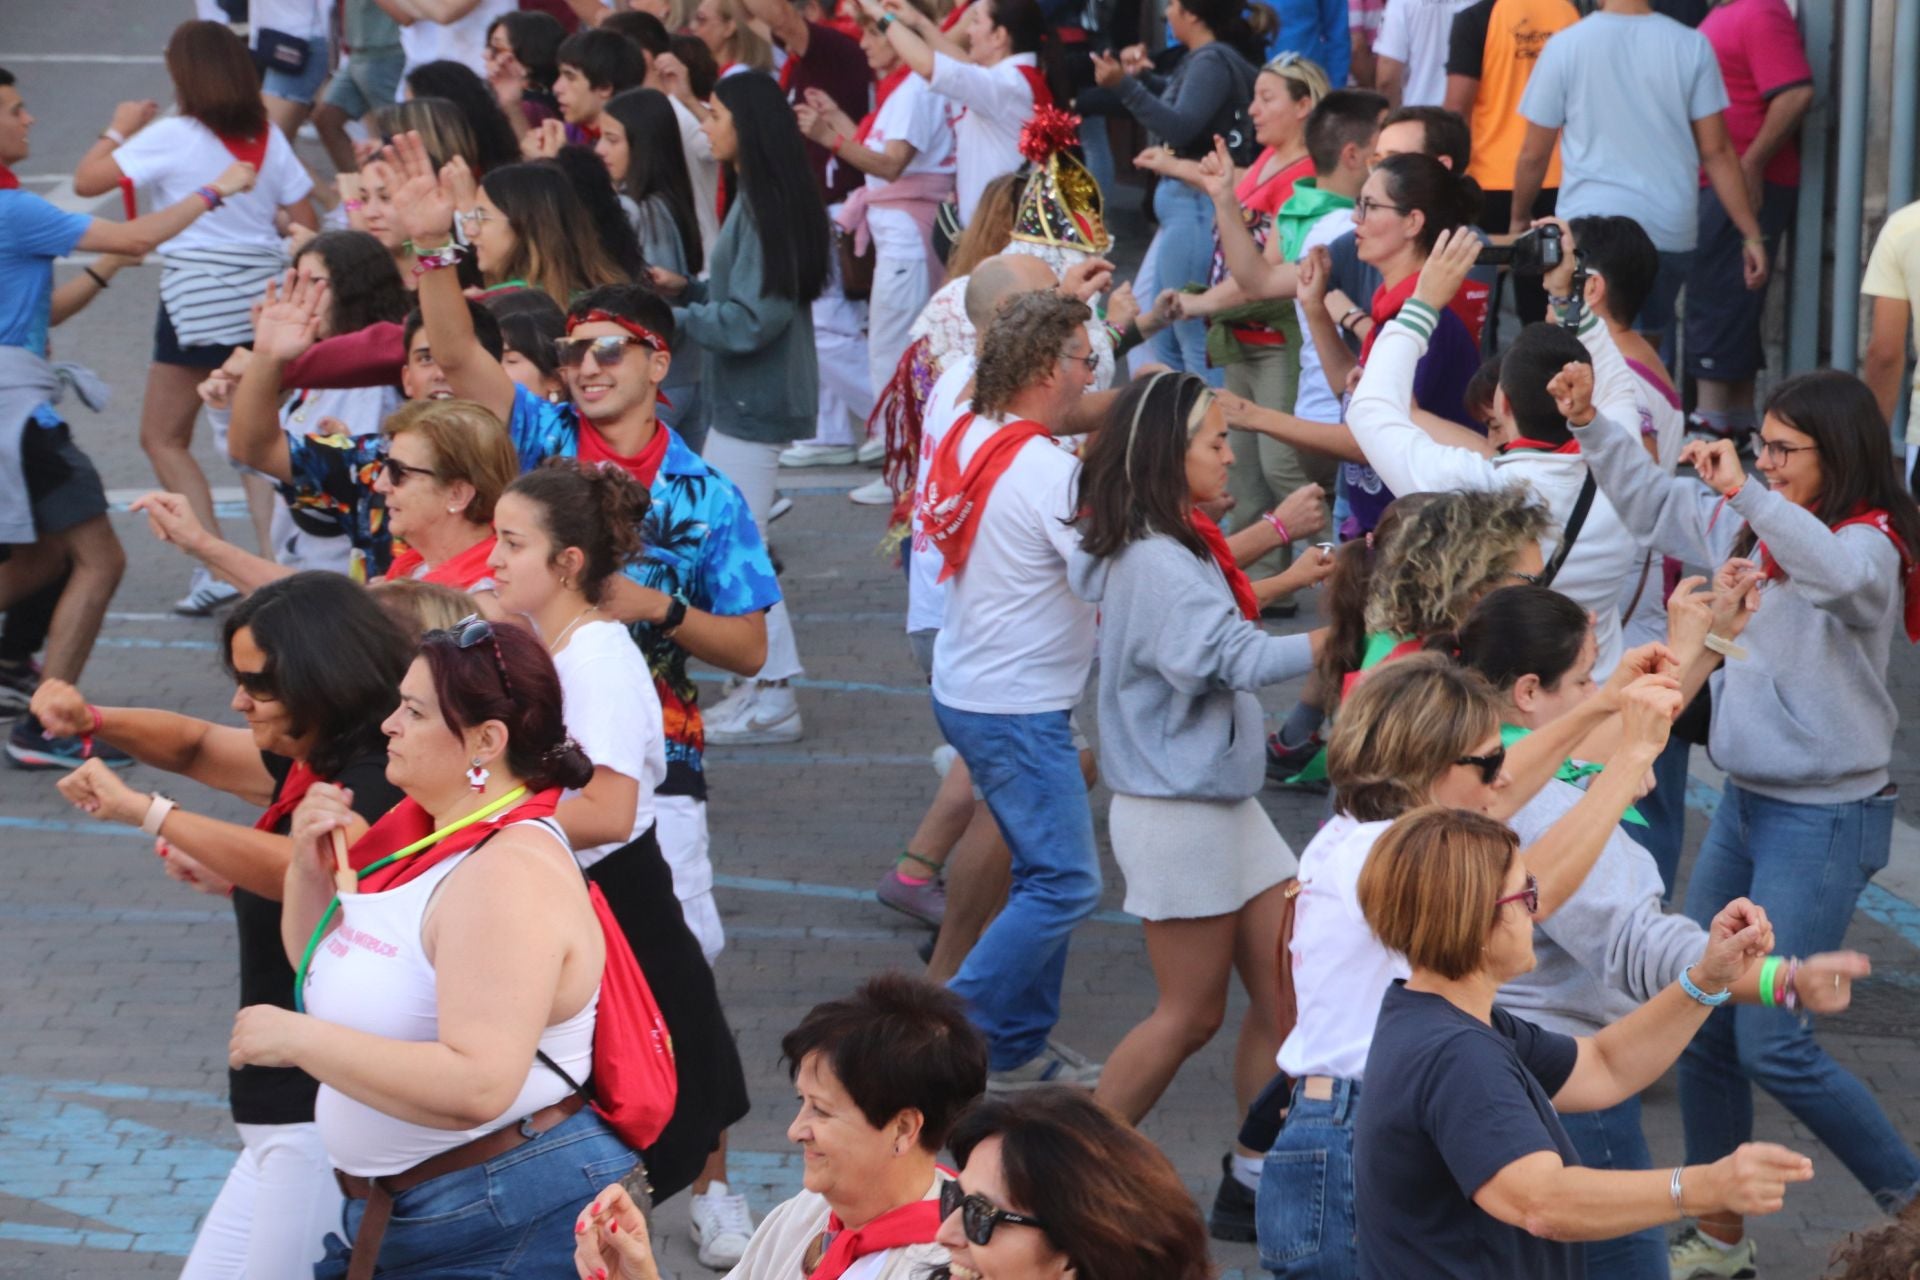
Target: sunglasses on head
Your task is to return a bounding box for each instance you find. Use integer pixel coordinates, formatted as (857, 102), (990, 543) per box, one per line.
(1455, 743), (1506, 785)
(939, 1179), (1045, 1247)
(428, 613), (515, 700)
(554, 335), (651, 370)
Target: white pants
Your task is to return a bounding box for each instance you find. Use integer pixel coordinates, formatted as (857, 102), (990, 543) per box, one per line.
(702, 429), (803, 683)
(808, 298), (873, 447)
(867, 252), (932, 401)
(181, 1121), (339, 1280)
(655, 793), (725, 963)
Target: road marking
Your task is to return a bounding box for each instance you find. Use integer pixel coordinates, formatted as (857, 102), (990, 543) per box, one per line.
(0, 53), (166, 63)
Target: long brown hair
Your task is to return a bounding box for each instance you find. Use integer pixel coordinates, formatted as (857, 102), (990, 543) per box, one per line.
(1075, 372), (1212, 560)
(166, 21), (267, 139)
(1327, 653), (1498, 822)
(1315, 492), (1436, 707)
(480, 163), (626, 304)
(946, 174), (1025, 279)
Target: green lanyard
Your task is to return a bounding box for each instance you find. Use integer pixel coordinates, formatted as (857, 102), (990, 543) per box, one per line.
(292, 786), (528, 1012)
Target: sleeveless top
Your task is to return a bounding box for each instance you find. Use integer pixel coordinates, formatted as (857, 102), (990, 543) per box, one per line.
(305, 817), (599, 1177)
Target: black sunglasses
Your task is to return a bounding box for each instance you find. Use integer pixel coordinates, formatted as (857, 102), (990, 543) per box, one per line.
(429, 613), (516, 700)
(380, 455), (439, 486)
(1455, 744), (1506, 785)
(554, 334), (648, 369)
(939, 1180), (1045, 1247)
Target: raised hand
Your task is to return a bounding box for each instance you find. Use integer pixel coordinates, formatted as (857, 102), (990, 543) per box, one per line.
(1270, 482), (1328, 541)
(1118, 43), (1150, 74)
(653, 52), (690, 100)
(522, 116), (568, 159)
(128, 491), (211, 553)
(1696, 897), (1774, 992)
(387, 132), (457, 245)
(1297, 244), (1330, 306)
(1196, 134), (1236, 202)
(1090, 50), (1126, 89)
(1105, 280), (1139, 332)
(1615, 674), (1682, 757)
(253, 271), (329, 364)
(1413, 226), (1481, 312)
(213, 161), (257, 198)
(1545, 360), (1595, 428)
(1060, 256), (1115, 302)
(1664, 575), (1716, 654)
(1710, 557), (1764, 637)
(1679, 436), (1747, 498)
(108, 99), (161, 139)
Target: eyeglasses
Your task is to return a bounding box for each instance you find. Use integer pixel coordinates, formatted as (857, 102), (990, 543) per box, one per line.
(939, 1181), (1045, 1247)
(380, 455), (439, 486)
(555, 335), (650, 370)
(1059, 349), (1099, 373)
(430, 613), (516, 700)
(456, 206), (494, 232)
(1504, 569), (1544, 586)
(1355, 196), (1410, 219)
(1756, 438), (1816, 463)
(1494, 871), (1539, 918)
(1454, 743), (1506, 785)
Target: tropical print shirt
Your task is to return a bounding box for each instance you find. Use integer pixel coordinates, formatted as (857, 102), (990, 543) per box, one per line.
(280, 428), (391, 580)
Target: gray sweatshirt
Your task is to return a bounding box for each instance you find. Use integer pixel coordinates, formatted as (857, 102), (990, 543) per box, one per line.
(1116, 44), (1255, 155)
(1498, 779), (1705, 1036)
(1067, 534), (1313, 799)
(1573, 413), (1903, 805)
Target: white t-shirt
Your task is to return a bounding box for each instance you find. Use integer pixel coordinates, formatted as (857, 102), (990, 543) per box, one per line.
(1374, 0), (1478, 108)
(1292, 207), (1354, 424)
(113, 117), (312, 256)
(865, 75), (956, 261)
(397, 0), (516, 95)
(553, 620), (666, 870)
(253, 0), (329, 40)
(928, 52), (1041, 225)
(930, 412), (1095, 714)
(1276, 814), (1408, 1081)
(907, 356), (974, 635)
(670, 94), (723, 263)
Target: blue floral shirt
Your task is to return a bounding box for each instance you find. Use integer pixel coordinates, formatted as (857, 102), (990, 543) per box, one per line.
(280, 429), (391, 579)
(509, 385), (782, 799)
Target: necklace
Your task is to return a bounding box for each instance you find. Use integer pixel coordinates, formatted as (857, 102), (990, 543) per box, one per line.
(547, 603), (601, 653)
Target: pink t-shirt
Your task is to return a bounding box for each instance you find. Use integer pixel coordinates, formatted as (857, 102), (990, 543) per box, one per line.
(1699, 0), (1813, 188)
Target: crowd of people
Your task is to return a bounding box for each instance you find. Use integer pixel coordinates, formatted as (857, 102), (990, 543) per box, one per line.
(4, 0), (1920, 1275)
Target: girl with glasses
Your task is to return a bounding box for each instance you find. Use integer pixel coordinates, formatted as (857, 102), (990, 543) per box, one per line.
(1352, 806), (1815, 1280)
(1557, 363), (1920, 1263)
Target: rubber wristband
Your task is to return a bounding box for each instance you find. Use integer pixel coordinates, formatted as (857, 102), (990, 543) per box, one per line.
(140, 794), (177, 838)
(195, 185), (223, 211)
(1264, 512), (1291, 545)
(102, 127), (127, 145)
(878, 12), (894, 28)
(85, 267), (110, 289)
(830, 133), (847, 155)
(1757, 955), (1782, 1007)
(1679, 965), (1732, 1007)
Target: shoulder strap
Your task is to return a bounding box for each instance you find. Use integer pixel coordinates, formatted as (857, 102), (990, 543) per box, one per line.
(1537, 472), (1597, 589)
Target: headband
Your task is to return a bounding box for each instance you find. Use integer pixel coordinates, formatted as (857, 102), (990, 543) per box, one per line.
(566, 309), (670, 353)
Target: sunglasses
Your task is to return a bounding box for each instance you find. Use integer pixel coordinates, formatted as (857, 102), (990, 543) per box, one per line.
(1494, 870), (1540, 918)
(234, 669), (278, 701)
(1455, 744), (1506, 785)
(380, 455), (439, 486)
(555, 335), (651, 370)
(939, 1180), (1045, 1247)
(430, 613), (516, 700)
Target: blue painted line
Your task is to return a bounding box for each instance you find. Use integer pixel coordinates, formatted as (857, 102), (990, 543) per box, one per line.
(93, 636), (220, 653)
(0, 901), (231, 926)
(705, 751), (932, 767)
(0, 814), (139, 839)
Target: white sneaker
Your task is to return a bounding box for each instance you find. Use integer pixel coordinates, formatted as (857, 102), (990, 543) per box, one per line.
(701, 676), (751, 725)
(848, 477), (894, 506)
(778, 442), (858, 467)
(689, 1180), (755, 1271)
(1669, 1225), (1757, 1278)
(856, 436), (886, 465)
(987, 1041), (1104, 1093)
(769, 495), (794, 522)
(705, 681), (803, 745)
(174, 569), (241, 617)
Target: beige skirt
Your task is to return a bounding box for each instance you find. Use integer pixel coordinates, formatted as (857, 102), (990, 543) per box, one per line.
(1107, 793), (1297, 921)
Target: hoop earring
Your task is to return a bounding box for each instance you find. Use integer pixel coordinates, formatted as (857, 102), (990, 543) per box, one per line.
(467, 759), (490, 792)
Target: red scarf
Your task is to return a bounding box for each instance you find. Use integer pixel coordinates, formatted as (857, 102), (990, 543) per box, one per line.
(940, 1), (970, 30)
(347, 789), (562, 892)
(1362, 273), (1488, 362)
(856, 65), (913, 144)
(1192, 509), (1258, 621)
(255, 760), (319, 834)
(578, 418), (669, 488)
(1756, 505), (1920, 643)
(809, 1200), (945, 1280)
(919, 412), (1051, 581)
(0, 163), (18, 190)
(382, 534), (498, 590)
(1500, 437), (1580, 455)
(1015, 62), (1054, 111)
(216, 130), (269, 171)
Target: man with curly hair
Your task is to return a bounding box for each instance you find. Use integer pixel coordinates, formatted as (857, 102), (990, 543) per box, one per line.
(919, 287), (1105, 1090)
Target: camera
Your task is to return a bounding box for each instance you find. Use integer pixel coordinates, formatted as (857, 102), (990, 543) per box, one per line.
(1476, 223), (1563, 276)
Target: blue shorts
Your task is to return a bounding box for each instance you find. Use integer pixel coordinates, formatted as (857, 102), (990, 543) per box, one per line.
(322, 48), (406, 118)
(153, 302), (238, 369)
(261, 45), (331, 106)
(1683, 181), (1796, 383)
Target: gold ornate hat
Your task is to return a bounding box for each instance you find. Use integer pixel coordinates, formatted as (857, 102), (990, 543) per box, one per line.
(1010, 106), (1111, 254)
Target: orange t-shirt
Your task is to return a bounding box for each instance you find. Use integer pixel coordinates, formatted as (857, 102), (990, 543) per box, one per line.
(1449, 0), (1577, 192)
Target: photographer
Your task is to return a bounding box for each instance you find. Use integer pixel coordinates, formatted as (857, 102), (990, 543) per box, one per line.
(1346, 224), (1650, 677)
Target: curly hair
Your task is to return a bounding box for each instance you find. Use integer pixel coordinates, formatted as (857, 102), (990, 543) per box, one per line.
(971, 290), (1090, 418)
(1364, 487), (1552, 639)
(1826, 1216), (1920, 1278)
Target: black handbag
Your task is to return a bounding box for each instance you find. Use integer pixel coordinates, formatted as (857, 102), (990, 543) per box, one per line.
(255, 27), (312, 74)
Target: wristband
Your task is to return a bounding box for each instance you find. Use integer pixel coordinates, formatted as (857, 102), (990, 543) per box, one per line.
(1742, 235), (1765, 247)
(661, 593), (690, 634)
(830, 133), (847, 155)
(1678, 965), (1732, 1007)
(1783, 957), (1802, 1012)
(101, 127), (127, 145)
(1757, 955), (1782, 1007)
(85, 267), (110, 289)
(342, 198), (364, 212)
(1703, 633), (1748, 662)
(1337, 306), (1366, 333)
(141, 793), (178, 838)
(1263, 512), (1291, 545)
(195, 185), (224, 211)
(1669, 1166), (1686, 1213)
(878, 12), (894, 28)
(411, 241), (468, 277)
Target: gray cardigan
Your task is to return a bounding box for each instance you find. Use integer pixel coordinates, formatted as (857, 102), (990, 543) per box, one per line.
(673, 202), (818, 445)
(1067, 533), (1313, 799)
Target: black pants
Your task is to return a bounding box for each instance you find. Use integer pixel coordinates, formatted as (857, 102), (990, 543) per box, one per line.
(2, 575), (65, 662)
(1479, 186), (1558, 351)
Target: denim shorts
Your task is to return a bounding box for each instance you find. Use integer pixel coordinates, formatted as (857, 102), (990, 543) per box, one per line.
(261, 45), (332, 106)
(323, 49), (406, 118)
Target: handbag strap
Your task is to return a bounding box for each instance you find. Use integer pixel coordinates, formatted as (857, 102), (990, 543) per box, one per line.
(1537, 473), (1597, 589)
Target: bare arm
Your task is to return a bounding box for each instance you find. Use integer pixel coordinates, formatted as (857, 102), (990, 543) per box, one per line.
(1443, 74), (1478, 121)
(31, 681), (276, 801)
(601, 577), (771, 675)
(48, 255), (133, 327)
(1737, 85), (1813, 187)
(390, 0), (484, 22)
(1862, 296), (1910, 425)
(554, 767), (640, 853)
(74, 158), (259, 257)
(1222, 398), (1366, 464)
(1509, 123), (1558, 231)
(1376, 56), (1405, 111)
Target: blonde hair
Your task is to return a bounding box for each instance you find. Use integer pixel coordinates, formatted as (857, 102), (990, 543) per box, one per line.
(1261, 52), (1331, 104)
(1327, 653), (1497, 822)
(715, 0), (774, 73)
(368, 579), (479, 636)
(1357, 806), (1519, 980)
(381, 399), (520, 527)
(946, 174), (1023, 279)
(1364, 488), (1553, 638)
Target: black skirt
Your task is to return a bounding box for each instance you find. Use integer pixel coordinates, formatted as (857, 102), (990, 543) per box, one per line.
(587, 825), (751, 1203)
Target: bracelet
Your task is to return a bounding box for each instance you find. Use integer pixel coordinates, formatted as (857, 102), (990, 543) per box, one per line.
(1547, 293), (1574, 308)
(1742, 235), (1765, 247)
(410, 241), (468, 277)
(878, 12), (894, 28)
(1702, 633), (1748, 661)
(140, 793), (177, 838)
(1337, 306), (1366, 333)
(195, 185), (224, 211)
(1264, 512), (1291, 545)
(101, 127), (126, 145)
(84, 266), (110, 289)
(1669, 1166), (1686, 1213)
(1678, 964), (1732, 1007)
(342, 198), (364, 212)
(830, 133), (847, 155)
(1783, 957), (1802, 1012)
(1757, 955), (1782, 1007)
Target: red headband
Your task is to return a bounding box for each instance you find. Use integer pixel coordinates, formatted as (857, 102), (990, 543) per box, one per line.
(567, 309), (670, 353)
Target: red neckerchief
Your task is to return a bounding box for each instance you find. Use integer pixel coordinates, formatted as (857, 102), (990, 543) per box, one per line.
(1755, 504), (1920, 643)
(1500, 437), (1580, 455)
(1191, 509), (1259, 621)
(216, 130), (269, 171)
(719, 60), (740, 78)
(382, 534), (498, 589)
(1237, 150), (1311, 218)
(919, 412), (1052, 581)
(255, 760), (319, 834)
(578, 418), (669, 488)
(857, 65), (913, 144)
(348, 789), (562, 892)
(0, 163), (18, 190)
(809, 1200), (945, 1280)
(1362, 275), (1482, 362)
(1015, 62), (1053, 110)
(940, 1), (969, 30)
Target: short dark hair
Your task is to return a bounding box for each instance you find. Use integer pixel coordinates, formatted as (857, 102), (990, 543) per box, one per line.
(404, 298), (505, 362)
(669, 35), (720, 99)
(0, 68), (15, 90)
(557, 28), (646, 93)
(221, 573), (412, 780)
(1463, 350), (1503, 427)
(1447, 584), (1592, 693)
(167, 20), (266, 138)
(1498, 322), (1591, 443)
(987, 0), (1048, 53)
(780, 973), (988, 1152)
(489, 10), (567, 92)
(1076, 372), (1214, 560)
(1567, 214), (1659, 327)
(1382, 104), (1471, 173)
(1307, 88), (1388, 174)
(486, 287), (567, 382)
(600, 10), (669, 57)
(418, 620), (595, 792)
(567, 282), (677, 347)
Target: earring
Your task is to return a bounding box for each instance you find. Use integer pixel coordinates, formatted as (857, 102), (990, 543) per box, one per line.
(467, 758), (490, 792)
(447, 505), (461, 514)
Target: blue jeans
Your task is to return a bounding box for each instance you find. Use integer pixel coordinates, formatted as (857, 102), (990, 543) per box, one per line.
(1633, 735), (1692, 902)
(313, 1108), (637, 1278)
(1558, 1095), (1666, 1278)
(933, 701), (1101, 1070)
(1258, 1078), (1359, 1280)
(1145, 179), (1226, 385)
(1679, 780), (1920, 1211)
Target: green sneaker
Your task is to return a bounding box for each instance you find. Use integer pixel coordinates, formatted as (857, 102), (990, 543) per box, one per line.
(1670, 1225), (1757, 1279)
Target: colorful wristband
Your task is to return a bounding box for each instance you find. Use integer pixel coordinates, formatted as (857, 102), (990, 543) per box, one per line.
(195, 185), (224, 211)
(1757, 955), (1782, 1007)
(1679, 965), (1732, 1007)
(1264, 512), (1291, 545)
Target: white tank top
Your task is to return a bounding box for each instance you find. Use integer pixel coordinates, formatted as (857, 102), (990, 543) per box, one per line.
(305, 818), (599, 1177)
